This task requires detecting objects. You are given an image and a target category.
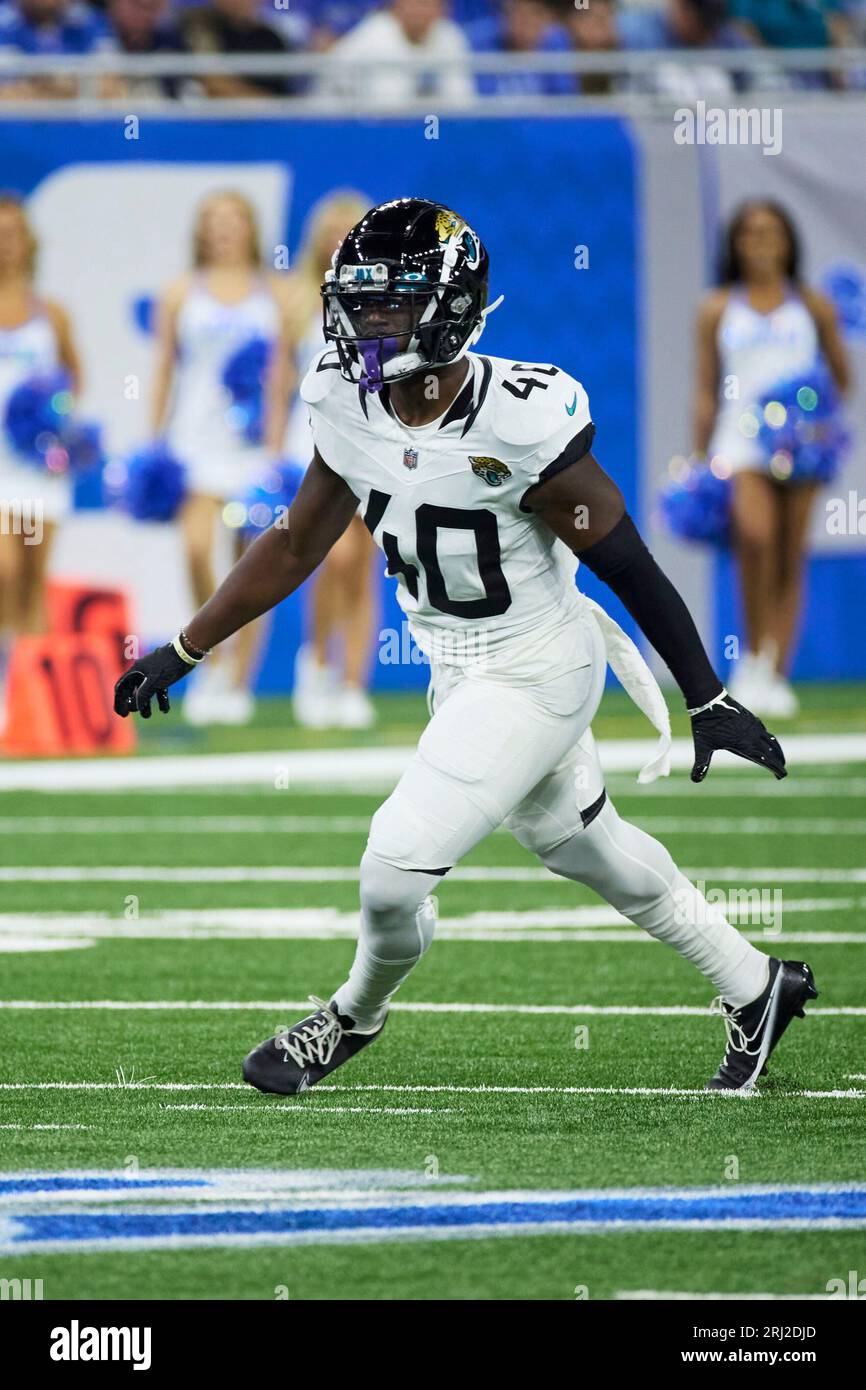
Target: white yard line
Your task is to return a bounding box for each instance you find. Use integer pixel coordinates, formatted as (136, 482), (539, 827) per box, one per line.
(2, 865), (865, 884)
(0, 1123), (90, 1130)
(0, 1079), (859, 1099)
(1, 733), (865, 792)
(624, 818), (866, 835)
(3, 813), (866, 836)
(0, 866), (541, 883)
(7, 774), (866, 799)
(160, 1104), (453, 1115)
(0, 937), (95, 953)
(0, 928), (861, 947)
(0, 1000), (859, 1017)
(615, 1290), (833, 1301)
(0, 747), (413, 793)
(0, 816), (373, 835)
(607, 777), (866, 799)
(8, 776), (866, 800)
(686, 868), (866, 883)
(0, 904), (862, 947)
(2, 900), (863, 927)
(288, 931), (854, 944)
(323, 1084), (865, 1100)
(0, 906), (639, 932)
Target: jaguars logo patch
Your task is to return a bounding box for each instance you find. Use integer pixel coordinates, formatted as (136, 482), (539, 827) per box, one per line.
(470, 456), (511, 487)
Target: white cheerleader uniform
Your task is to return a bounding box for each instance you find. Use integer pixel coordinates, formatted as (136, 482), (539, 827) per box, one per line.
(283, 310), (327, 469)
(708, 288), (819, 476)
(0, 303), (71, 525)
(166, 276), (279, 502)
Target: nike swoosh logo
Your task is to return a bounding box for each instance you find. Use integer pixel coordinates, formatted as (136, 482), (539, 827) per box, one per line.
(296, 1073), (311, 1093)
(565, 393), (578, 416)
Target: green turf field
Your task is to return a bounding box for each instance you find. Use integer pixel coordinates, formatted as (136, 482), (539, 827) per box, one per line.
(1, 686), (865, 1300)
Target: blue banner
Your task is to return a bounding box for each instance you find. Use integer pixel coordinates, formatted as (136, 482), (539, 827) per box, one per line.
(2, 115), (638, 690)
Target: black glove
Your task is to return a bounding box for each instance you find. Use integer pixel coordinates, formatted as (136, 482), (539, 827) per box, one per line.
(690, 690), (786, 783)
(114, 641), (194, 719)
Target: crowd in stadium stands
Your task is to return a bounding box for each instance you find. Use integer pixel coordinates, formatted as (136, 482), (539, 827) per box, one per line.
(0, 0), (864, 100)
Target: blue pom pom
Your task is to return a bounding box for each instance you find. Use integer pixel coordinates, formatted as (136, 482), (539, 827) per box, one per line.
(221, 336), (272, 445)
(4, 372), (74, 466)
(235, 461), (304, 534)
(757, 364), (850, 484)
(110, 443), (188, 523)
(5, 372), (108, 478)
(821, 264), (866, 340)
(659, 461), (732, 548)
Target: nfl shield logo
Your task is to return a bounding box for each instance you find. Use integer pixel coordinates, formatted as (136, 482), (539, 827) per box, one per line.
(402, 447), (419, 471)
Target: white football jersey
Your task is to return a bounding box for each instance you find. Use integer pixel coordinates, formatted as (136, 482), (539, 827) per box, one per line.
(300, 349), (595, 666)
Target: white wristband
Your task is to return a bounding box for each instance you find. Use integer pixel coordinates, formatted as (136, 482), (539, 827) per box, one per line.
(171, 633), (205, 666)
(687, 687), (730, 718)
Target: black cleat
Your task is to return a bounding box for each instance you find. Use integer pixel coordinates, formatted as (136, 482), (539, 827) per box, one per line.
(706, 958), (819, 1091)
(242, 995), (386, 1095)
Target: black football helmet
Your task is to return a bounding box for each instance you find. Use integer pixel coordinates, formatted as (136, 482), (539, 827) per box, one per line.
(322, 197), (493, 392)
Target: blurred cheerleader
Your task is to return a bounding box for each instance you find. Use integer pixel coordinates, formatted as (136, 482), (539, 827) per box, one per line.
(283, 189), (378, 730)
(151, 190), (293, 724)
(0, 195), (82, 713)
(694, 200), (850, 717)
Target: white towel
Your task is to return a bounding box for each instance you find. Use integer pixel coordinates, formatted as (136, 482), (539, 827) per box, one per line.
(578, 593), (672, 783)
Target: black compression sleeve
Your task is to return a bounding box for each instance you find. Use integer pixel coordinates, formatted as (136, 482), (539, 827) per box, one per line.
(578, 513), (723, 709)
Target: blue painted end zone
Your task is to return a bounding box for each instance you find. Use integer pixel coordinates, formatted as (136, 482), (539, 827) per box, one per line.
(0, 1175), (207, 1195)
(11, 1188), (866, 1249)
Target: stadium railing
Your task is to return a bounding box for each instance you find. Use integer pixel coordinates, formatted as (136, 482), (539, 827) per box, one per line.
(1, 47), (865, 114)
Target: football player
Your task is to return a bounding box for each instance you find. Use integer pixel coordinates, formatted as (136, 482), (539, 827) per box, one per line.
(115, 198), (817, 1093)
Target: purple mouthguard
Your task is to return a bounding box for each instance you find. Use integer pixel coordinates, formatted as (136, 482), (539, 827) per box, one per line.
(357, 337), (402, 392)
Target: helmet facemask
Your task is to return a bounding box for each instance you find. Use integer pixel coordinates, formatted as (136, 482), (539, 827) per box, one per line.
(323, 262), (484, 393)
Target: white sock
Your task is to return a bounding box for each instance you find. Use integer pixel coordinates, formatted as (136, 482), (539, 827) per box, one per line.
(542, 801), (769, 1008)
(332, 855), (441, 1030)
(332, 944), (421, 1033)
(632, 865), (769, 1008)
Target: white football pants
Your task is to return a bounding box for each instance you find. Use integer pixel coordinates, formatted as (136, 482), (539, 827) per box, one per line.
(333, 617), (768, 1029)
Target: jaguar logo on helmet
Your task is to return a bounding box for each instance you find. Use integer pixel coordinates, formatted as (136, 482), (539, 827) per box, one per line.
(470, 456), (511, 487)
(434, 208), (465, 242)
(435, 208), (482, 271)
